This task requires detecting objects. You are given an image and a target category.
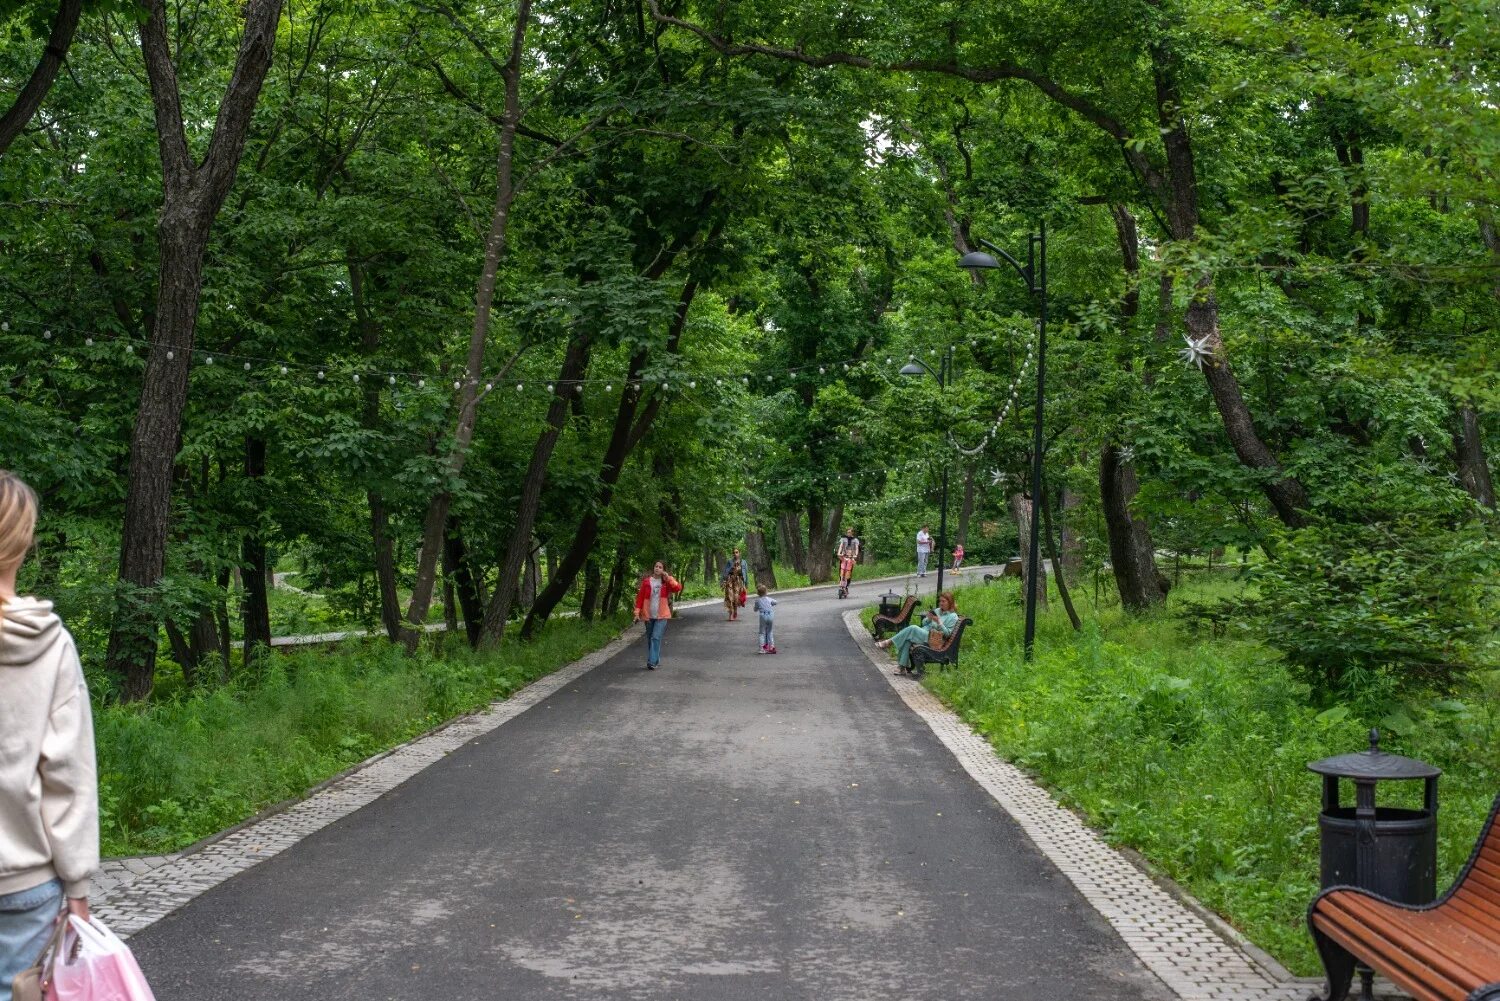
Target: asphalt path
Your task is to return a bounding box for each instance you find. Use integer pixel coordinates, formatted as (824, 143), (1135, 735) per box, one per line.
(129, 572), (1172, 1001)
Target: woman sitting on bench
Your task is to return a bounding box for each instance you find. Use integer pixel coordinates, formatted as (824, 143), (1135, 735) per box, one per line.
(876, 592), (959, 674)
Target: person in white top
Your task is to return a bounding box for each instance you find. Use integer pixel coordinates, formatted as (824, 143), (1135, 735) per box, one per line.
(0, 471), (98, 1001)
(915, 525), (933, 578)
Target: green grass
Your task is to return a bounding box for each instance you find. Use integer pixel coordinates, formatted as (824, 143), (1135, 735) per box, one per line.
(96, 615), (628, 857)
(873, 577), (1499, 975)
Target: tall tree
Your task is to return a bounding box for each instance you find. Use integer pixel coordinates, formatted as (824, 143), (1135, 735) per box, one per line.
(105, 0), (284, 699)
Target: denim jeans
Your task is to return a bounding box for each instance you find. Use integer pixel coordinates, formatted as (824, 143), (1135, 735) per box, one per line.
(916, 550), (930, 575)
(758, 616), (774, 649)
(644, 618), (668, 666)
(0, 878), (61, 1001)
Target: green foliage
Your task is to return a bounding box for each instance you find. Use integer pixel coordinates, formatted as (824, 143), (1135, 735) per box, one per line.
(95, 616), (626, 856)
(1255, 514), (1498, 698)
(922, 579), (1500, 975)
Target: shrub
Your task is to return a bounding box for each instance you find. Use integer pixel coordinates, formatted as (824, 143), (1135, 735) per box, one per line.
(1254, 515), (1497, 699)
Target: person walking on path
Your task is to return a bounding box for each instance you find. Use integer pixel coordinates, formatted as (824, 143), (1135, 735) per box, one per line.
(0, 472), (98, 1001)
(720, 549), (749, 621)
(876, 591), (959, 675)
(951, 542), (965, 573)
(633, 561), (682, 670)
(915, 525), (933, 578)
(752, 585), (778, 654)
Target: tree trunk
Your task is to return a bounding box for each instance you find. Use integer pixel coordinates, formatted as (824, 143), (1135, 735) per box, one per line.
(744, 497), (776, 590)
(444, 520), (484, 646)
(703, 549), (714, 585)
(779, 512), (808, 575)
(805, 505), (843, 584)
(1454, 405), (1496, 510)
(602, 544), (629, 617)
(1041, 479), (1082, 631)
(477, 336), (592, 648)
(369, 495), (404, 642)
(1100, 444), (1169, 611)
(0, 0), (84, 158)
(521, 277), (702, 637)
(580, 558), (602, 622)
(520, 545), (540, 611)
(1059, 485), (1082, 580)
(240, 436), (272, 664)
(404, 0), (534, 634)
(1100, 204), (1168, 612)
(104, 0), (284, 700)
(956, 468), (976, 548)
(1010, 492), (1047, 609)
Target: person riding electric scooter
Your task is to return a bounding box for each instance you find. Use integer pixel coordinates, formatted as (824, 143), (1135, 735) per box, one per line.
(835, 527), (861, 599)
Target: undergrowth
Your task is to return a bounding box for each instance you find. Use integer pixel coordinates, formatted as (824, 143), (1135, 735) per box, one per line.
(95, 615), (626, 857)
(902, 578), (1499, 975)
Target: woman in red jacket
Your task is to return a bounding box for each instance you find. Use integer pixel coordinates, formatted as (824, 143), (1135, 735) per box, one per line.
(633, 561), (683, 670)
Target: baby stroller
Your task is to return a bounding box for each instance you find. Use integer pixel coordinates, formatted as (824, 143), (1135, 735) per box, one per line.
(837, 554), (856, 599)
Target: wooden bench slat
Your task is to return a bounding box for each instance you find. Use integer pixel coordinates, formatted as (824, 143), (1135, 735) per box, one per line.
(1314, 911), (1471, 1001)
(1322, 895), (1497, 987)
(1446, 895), (1500, 940)
(1342, 896), (1500, 980)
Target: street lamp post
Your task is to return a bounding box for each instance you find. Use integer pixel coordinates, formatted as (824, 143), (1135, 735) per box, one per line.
(958, 221), (1048, 661)
(900, 346), (954, 600)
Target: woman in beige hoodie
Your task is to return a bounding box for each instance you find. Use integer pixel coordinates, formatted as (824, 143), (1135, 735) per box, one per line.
(0, 472), (97, 1001)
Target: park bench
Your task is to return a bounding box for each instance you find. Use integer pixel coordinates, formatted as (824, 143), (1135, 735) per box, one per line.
(906, 616), (973, 676)
(1308, 792), (1500, 1001)
(873, 595), (918, 638)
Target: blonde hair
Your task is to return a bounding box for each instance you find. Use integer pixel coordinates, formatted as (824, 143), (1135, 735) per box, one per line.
(0, 471), (39, 628)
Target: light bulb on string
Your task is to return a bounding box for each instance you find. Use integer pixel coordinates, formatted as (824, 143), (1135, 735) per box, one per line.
(44, 330), (52, 340)
(605, 383), (613, 392)
(125, 344), (134, 354)
(205, 356), (214, 365)
(243, 362), (251, 371)
(689, 380), (696, 389)
(83, 336), (92, 346)
(547, 384), (554, 393)
(317, 370), (325, 380)
(352, 373), (360, 383)
(741, 377), (749, 385)
(1, 322), (7, 331)
(166, 351), (174, 360)
(280, 366), (288, 375)
(453, 381), (461, 390)
(418, 379), (425, 388)
(389, 375), (396, 386)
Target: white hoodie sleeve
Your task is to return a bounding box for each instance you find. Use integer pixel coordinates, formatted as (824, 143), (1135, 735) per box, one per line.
(39, 645), (99, 898)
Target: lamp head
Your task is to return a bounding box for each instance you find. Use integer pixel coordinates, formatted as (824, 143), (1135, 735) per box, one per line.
(958, 250), (1001, 270)
(899, 363), (926, 377)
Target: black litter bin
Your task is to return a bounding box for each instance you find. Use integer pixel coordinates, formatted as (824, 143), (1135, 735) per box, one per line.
(1308, 729), (1440, 905)
(878, 589), (903, 619)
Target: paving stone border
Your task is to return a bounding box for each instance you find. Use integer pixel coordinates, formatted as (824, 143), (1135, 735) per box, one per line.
(842, 609), (1317, 1001)
(92, 627), (643, 937)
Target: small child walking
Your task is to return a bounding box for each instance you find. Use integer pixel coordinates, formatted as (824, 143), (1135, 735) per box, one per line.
(951, 542), (965, 572)
(753, 584), (777, 654)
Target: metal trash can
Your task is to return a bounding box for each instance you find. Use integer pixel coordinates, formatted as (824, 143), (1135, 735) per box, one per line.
(878, 590), (903, 619)
(1308, 729), (1440, 905)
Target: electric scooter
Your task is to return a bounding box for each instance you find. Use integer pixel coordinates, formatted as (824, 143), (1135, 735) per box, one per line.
(837, 555), (855, 599)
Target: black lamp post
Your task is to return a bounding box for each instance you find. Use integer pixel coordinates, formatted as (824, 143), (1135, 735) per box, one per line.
(958, 221), (1047, 661)
(900, 346), (954, 600)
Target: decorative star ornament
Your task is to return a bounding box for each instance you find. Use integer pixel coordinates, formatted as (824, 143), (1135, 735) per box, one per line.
(1178, 334), (1214, 370)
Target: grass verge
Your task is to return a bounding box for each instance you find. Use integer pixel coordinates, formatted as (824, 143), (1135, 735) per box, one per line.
(95, 615), (628, 857)
(866, 579), (1499, 975)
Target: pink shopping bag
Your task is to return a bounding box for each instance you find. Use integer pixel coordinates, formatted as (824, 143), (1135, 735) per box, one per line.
(47, 916), (156, 1001)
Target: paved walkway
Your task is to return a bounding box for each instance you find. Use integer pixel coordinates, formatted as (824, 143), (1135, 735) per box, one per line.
(109, 574), (1306, 1000)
